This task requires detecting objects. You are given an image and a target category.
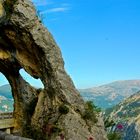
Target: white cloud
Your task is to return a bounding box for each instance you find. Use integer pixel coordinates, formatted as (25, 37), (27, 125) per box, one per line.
(40, 7), (69, 14)
(32, 0), (70, 18)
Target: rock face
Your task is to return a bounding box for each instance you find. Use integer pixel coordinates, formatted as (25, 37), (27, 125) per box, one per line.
(0, 0), (107, 139)
(123, 115), (140, 140)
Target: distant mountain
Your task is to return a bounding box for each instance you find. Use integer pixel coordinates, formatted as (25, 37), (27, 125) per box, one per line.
(79, 80), (140, 109)
(0, 84), (12, 99)
(0, 96), (13, 112)
(0, 85), (13, 112)
(105, 91), (140, 140)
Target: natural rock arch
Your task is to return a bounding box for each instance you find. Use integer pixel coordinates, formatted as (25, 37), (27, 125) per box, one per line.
(19, 69), (44, 88)
(0, 0), (107, 139)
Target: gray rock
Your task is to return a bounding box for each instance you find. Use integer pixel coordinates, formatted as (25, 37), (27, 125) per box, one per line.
(0, 0), (107, 139)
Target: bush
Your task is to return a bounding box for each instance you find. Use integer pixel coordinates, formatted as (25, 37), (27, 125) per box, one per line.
(107, 132), (121, 140)
(52, 125), (62, 133)
(59, 104), (69, 115)
(104, 117), (116, 128)
(82, 101), (99, 123)
(4, 0), (17, 17)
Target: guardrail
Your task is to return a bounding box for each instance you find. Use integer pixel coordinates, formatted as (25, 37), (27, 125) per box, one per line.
(0, 112), (13, 120)
(0, 113), (33, 139)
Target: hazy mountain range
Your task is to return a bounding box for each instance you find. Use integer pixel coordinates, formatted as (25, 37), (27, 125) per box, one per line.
(1, 80), (140, 112)
(0, 84), (12, 99)
(0, 84), (13, 112)
(79, 80), (140, 109)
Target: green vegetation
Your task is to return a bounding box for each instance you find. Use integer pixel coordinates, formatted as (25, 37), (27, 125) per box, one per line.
(104, 117), (116, 129)
(3, 0), (17, 18)
(31, 126), (46, 140)
(83, 101), (101, 123)
(105, 107), (114, 117)
(59, 104), (69, 115)
(107, 132), (121, 140)
(51, 125), (62, 133)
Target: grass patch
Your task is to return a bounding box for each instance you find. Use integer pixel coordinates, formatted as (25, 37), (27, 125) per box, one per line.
(59, 104), (69, 115)
(3, 0), (17, 18)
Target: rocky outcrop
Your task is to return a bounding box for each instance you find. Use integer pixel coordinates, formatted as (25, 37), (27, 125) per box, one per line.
(0, 0), (107, 139)
(123, 115), (140, 140)
(0, 131), (32, 140)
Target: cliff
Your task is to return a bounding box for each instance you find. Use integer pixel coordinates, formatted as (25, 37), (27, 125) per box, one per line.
(0, 0), (107, 139)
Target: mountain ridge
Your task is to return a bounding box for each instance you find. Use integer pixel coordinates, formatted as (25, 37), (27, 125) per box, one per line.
(80, 79), (140, 91)
(0, 84), (12, 99)
(79, 80), (140, 109)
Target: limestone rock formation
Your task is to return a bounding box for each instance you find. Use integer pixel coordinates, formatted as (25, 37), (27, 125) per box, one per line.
(0, 0), (107, 139)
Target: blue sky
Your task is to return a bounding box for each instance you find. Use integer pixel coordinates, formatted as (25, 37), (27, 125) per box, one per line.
(1, 0), (140, 88)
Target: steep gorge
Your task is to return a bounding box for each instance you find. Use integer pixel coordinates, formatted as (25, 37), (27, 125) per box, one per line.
(0, 0), (107, 139)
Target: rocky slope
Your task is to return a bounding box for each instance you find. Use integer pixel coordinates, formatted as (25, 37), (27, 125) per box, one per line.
(80, 80), (140, 109)
(105, 91), (140, 140)
(0, 0), (107, 139)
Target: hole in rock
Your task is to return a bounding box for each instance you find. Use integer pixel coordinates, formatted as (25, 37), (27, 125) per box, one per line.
(0, 73), (14, 112)
(19, 69), (44, 88)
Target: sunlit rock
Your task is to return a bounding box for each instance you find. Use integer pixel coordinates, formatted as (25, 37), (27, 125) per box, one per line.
(0, 0), (107, 139)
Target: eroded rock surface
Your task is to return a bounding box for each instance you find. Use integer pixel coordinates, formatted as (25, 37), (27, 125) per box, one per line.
(0, 0), (107, 139)
(111, 115), (140, 140)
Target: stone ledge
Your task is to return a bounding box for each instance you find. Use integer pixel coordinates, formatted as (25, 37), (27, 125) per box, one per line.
(0, 131), (33, 140)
